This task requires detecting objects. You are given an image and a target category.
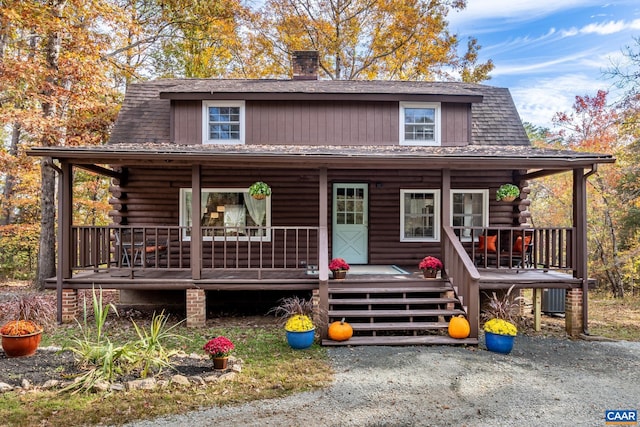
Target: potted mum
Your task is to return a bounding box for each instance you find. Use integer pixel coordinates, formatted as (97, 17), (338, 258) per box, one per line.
(496, 183), (520, 202)
(0, 293), (54, 357)
(418, 256), (443, 278)
(482, 285), (523, 354)
(203, 336), (235, 369)
(329, 258), (350, 279)
(248, 181), (271, 200)
(270, 296), (316, 349)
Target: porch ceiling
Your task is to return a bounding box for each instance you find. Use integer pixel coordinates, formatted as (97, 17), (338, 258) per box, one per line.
(28, 143), (614, 171)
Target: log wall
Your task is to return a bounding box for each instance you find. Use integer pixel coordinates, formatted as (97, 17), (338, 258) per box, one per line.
(109, 167), (523, 266)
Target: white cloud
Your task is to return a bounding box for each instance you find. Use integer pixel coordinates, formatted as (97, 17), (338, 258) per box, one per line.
(491, 49), (600, 77)
(561, 19), (640, 36)
(447, 0), (604, 28)
(509, 74), (612, 127)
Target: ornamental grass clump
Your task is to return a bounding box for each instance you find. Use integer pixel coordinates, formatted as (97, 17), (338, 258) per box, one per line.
(203, 336), (235, 358)
(0, 292), (55, 335)
(269, 295), (322, 332)
(481, 285), (523, 336)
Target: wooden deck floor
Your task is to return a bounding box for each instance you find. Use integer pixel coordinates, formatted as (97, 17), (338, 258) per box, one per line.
(46, 266), (581, 291)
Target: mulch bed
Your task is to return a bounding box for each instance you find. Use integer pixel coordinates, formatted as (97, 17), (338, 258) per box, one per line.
(0, 347), (219, 388)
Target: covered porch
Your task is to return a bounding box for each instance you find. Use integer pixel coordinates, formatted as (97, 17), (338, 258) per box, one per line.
(28, 144), (614, 343)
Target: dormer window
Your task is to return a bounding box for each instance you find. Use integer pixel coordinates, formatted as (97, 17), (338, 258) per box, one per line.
(202, 101), (245, 144)
(399, 102), (441, 146)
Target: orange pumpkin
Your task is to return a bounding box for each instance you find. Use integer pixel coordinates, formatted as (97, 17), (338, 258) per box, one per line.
(448, 315), (470, 339)
(328, 318), (353, 341)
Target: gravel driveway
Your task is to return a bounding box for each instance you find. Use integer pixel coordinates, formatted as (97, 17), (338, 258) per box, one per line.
(125, 335), (640, 427)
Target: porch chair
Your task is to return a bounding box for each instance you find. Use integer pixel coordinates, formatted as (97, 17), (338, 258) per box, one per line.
(474, 233), (498, 267)
(113, 229), (143, 267)
(511, 234), (533, 268)
(140, 239), (168, 267)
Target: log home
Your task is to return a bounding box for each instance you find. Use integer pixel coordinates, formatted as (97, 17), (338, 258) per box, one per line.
(29, 51), (614, 345)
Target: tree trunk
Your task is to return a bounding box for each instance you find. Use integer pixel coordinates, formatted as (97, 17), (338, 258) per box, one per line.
(1, 123), (20, 225)
(35, 0), (67, 289)
(36, 158), (57, 289)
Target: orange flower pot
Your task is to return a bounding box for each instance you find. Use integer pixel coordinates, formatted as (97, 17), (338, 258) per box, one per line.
(1, 330), (42, 357)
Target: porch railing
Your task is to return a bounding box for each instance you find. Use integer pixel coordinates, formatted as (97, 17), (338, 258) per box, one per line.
(442, 226), (480, 338)
(453, 226), (576, 272)
(70, 226), (320, 273)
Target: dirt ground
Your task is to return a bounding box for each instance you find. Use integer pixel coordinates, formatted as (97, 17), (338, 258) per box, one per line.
(121, 335), (640, 427)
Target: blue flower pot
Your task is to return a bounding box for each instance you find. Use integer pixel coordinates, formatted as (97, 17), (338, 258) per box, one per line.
(485, 331), (515, 354)
(286, 328), (316, 349)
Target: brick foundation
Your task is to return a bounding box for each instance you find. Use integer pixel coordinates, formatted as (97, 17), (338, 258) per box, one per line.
(565, 288), (584, 336)
(61, 289), (78, 323)
(186, 288), (206, 328)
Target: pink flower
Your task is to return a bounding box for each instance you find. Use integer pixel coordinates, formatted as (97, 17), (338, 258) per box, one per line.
(329, 258), (350, 271)
(418, 256), (442, 270)
(203, 336), (235, 358)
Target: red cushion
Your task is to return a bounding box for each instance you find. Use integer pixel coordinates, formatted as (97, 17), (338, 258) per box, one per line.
(477, 235), (497, 252)
(513, 236), (531, 253)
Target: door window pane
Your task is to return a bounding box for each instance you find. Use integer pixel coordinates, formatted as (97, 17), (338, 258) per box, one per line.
(451, 190), (488, 240)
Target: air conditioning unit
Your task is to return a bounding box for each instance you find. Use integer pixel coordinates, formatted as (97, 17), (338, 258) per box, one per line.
(542, 288), (566, 314)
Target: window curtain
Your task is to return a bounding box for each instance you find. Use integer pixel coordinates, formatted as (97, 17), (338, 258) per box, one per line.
(244, 192), (266, 227)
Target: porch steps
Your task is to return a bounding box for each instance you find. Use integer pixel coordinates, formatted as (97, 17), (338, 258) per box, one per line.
(322, 335), (478, 346)
(322, 279), (477, 346)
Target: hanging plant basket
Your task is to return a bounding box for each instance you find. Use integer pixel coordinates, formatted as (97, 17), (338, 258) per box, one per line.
(249, 181), (271, 200)
(496, 184), (520, 202)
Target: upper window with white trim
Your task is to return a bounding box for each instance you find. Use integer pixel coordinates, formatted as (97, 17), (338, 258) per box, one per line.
(202, 101), (245, 144)
(400, 189), (440, 242)
(450, 190), (489, 241)
(399, 102), (441, 146)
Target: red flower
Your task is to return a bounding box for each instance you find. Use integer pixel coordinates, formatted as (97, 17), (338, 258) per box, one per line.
(203, 336), (235, 358)
(418, 256), (442, 270)
(329, 258), (350, 271)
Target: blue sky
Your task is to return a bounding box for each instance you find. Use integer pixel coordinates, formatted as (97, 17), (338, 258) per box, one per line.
(447, 0), (640, 128)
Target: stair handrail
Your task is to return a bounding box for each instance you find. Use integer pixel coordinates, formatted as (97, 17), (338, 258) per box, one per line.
(442, 225), (481, 338)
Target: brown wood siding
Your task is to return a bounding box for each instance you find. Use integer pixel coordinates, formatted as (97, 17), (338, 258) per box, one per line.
(172, 100), (471, 146)
(110, 167), (516, 266)
(441, 103), (470, 146)
(246, 100), (399, 145)
(173, 101), (201, 145)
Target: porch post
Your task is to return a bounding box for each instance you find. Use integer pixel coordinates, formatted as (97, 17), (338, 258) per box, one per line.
(318, 168), (329, 338)
(571, 167), (588, 335)
(57, 161), (74, 323)
(186, 165), (205, 328)
(191, 165), (202, 280)
(441, 169), (451, 257)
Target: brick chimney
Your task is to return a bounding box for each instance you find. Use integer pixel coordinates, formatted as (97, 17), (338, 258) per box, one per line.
(292, 50), (319, 80)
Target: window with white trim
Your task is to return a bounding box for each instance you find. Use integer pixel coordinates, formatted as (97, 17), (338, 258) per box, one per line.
(400, 190), (440, 241)
(202, 101), (245, 144)
(180, 188), (270, 241)
(399, 102), (441, 146)
(450, 190), (488, 241)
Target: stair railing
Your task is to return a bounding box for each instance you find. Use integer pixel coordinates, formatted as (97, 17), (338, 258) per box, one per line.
(442, 225), (481, 338)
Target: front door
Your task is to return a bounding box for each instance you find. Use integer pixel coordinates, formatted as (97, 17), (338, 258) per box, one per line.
(332, 183), (368, 264)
